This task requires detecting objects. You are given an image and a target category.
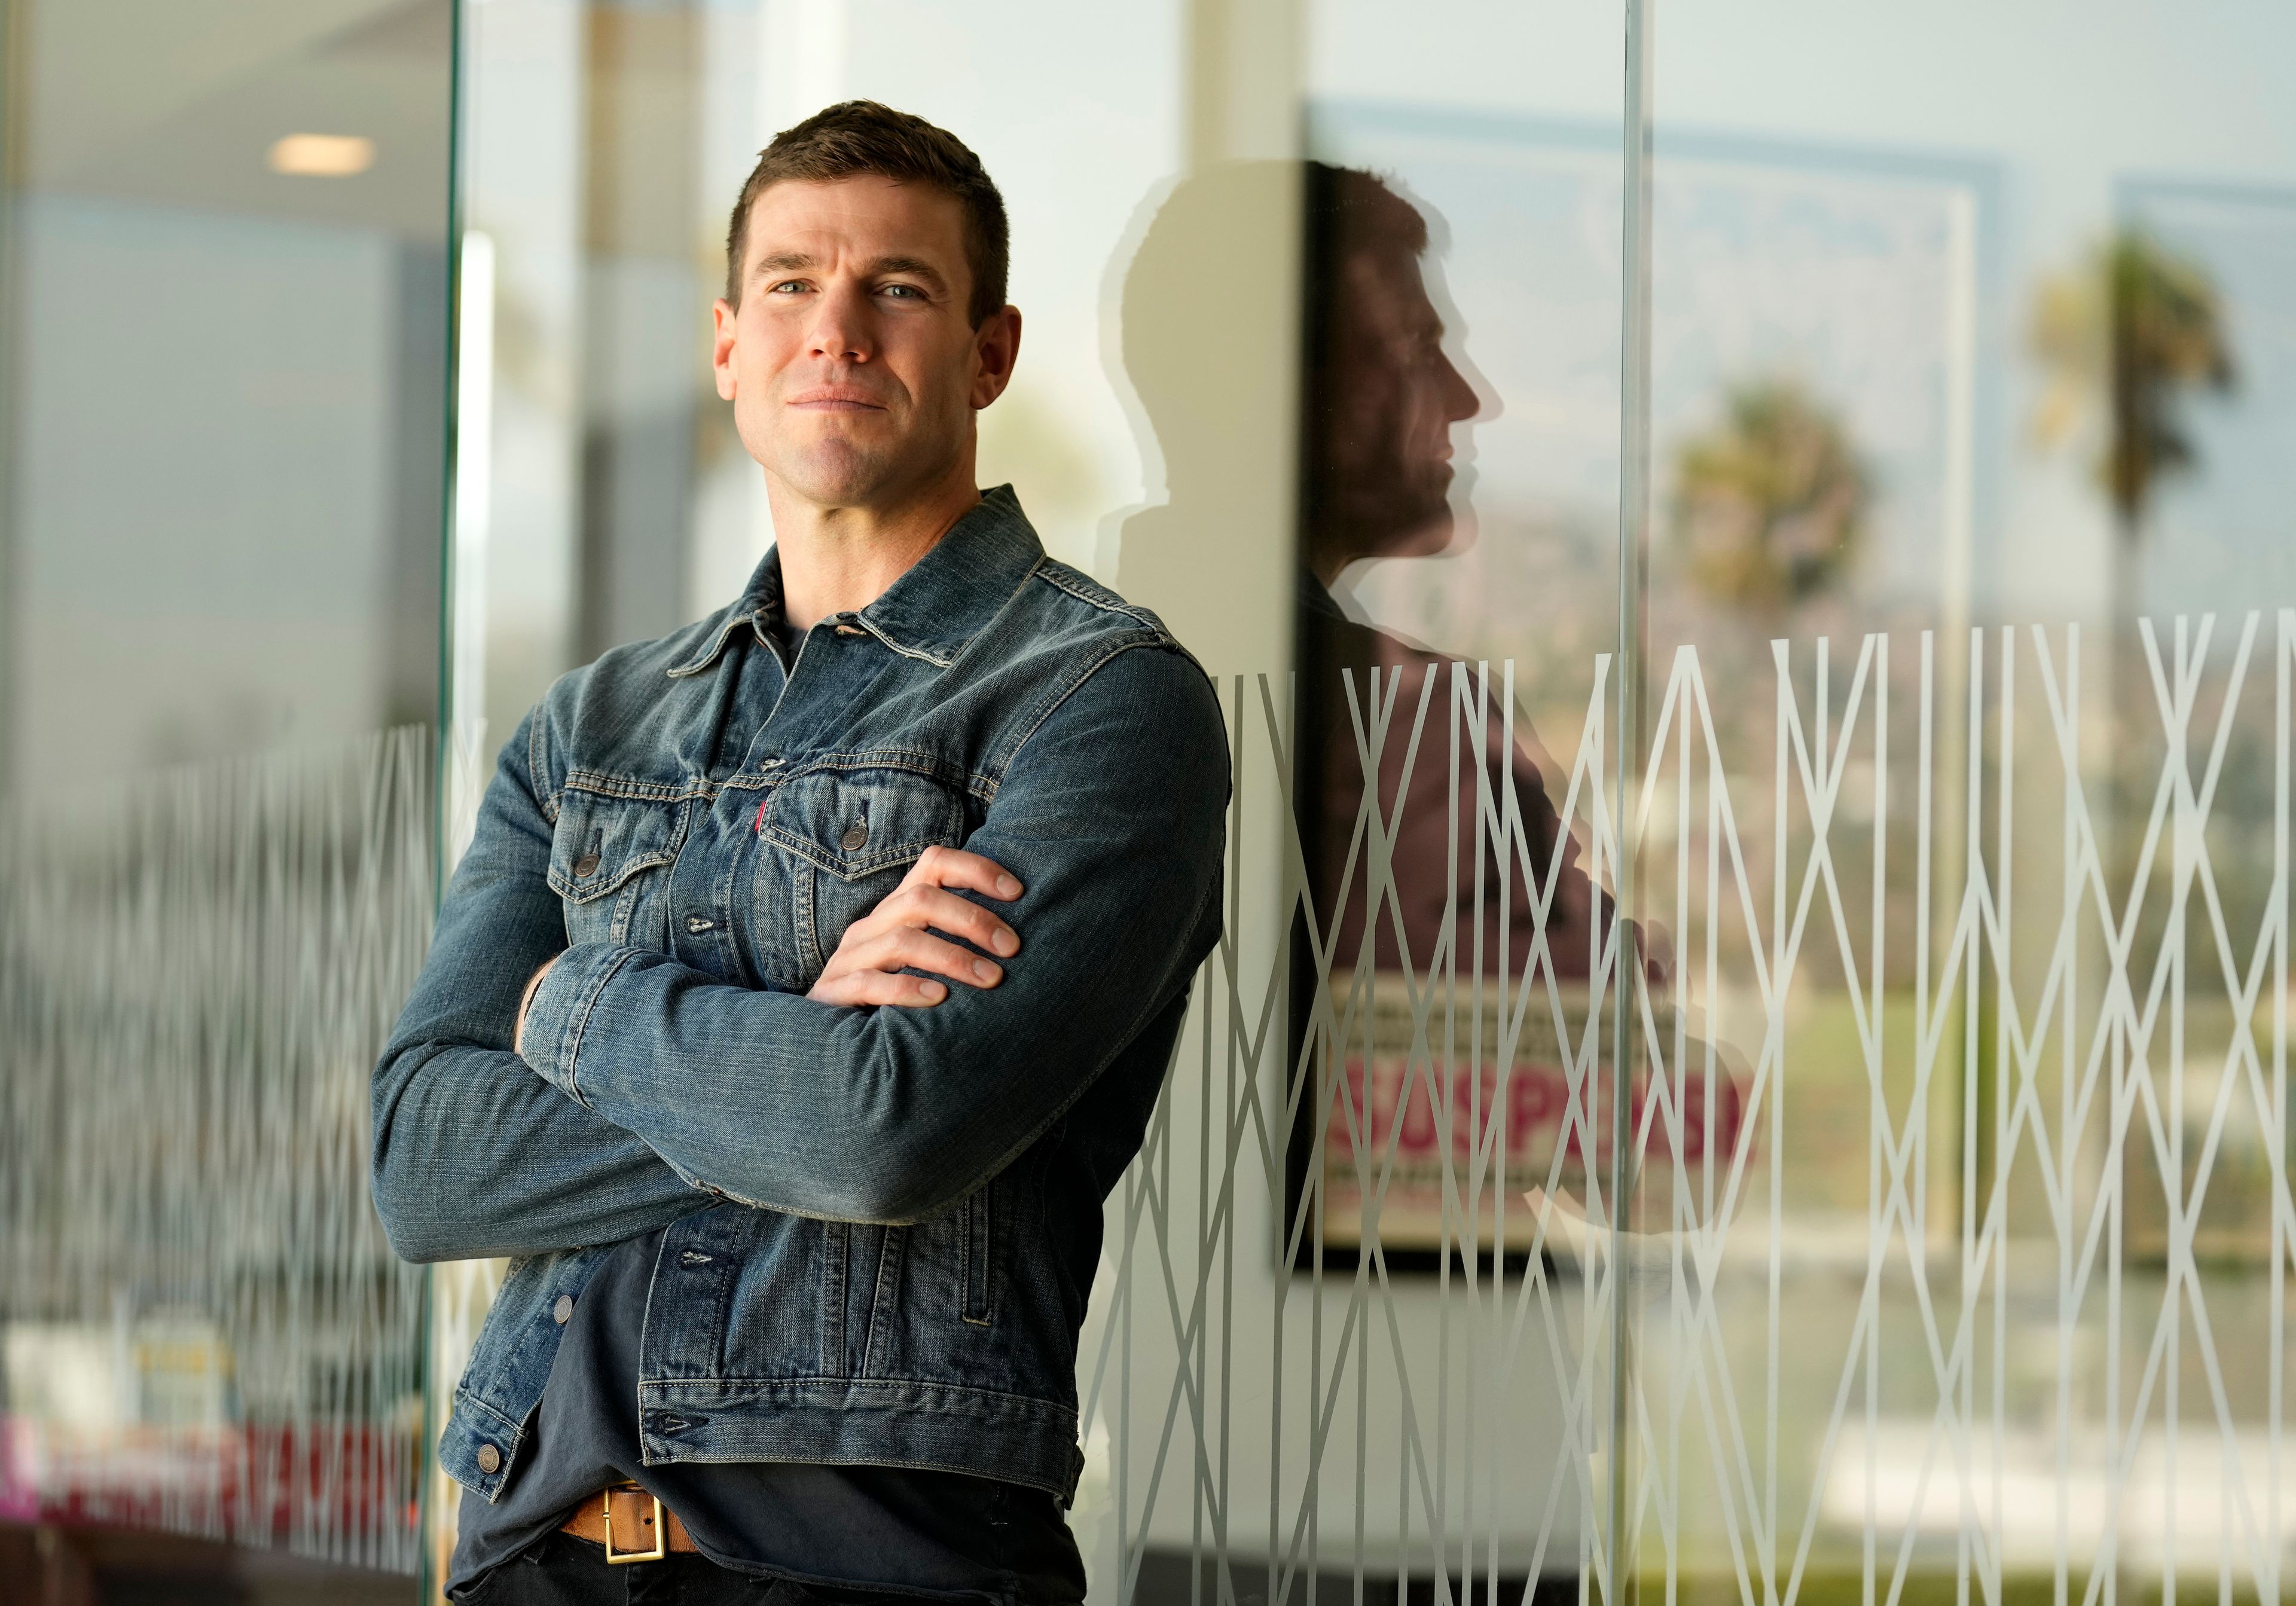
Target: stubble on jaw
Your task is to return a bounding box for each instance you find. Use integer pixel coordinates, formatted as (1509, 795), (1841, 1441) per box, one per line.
(780, 430), (896, 508)
(759, 390), (973, 517)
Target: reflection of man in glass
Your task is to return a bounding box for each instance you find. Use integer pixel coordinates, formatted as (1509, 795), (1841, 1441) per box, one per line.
(1287, 166), (1715, 1273)
(1115, 158), (1676, 1277)
(1295, 164), (1607, 988)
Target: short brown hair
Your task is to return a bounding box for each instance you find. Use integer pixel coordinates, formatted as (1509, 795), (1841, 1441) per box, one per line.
(723, 100), (1010, 326)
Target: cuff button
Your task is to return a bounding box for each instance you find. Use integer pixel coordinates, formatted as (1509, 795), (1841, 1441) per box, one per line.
(476, 1443), (502, 1474)
(553, 1294), (574, 1324)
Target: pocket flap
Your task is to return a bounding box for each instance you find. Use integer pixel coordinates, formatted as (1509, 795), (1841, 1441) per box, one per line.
(764, 767), (966, 881)
(549, 791), (683, 903)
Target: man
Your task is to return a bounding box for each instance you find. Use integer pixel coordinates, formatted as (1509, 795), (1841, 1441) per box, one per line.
(371, 102), (1228, 1604)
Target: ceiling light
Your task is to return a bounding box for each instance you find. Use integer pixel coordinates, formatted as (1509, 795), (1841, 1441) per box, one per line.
(268, 134), (375, 178)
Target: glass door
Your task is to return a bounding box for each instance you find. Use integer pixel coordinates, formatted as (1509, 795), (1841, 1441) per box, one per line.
(0, 1), (456, 1598)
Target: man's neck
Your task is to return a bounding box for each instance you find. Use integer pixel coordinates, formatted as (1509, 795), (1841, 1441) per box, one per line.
(767, 466), (982, 632)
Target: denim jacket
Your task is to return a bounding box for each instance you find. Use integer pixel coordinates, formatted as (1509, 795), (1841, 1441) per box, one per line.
(370, 487), (1228, 1505)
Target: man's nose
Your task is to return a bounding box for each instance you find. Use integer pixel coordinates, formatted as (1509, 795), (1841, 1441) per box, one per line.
(807, 281), (873, 363)
(1440, 351), (1486, 425)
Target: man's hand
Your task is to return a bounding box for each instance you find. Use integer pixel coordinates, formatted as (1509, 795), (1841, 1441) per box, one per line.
(806, 845), (1022, 1008)
(514, 953), (561, 1060)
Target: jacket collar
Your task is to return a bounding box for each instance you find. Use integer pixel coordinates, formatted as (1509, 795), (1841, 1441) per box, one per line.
(668, 484), (1044, 678)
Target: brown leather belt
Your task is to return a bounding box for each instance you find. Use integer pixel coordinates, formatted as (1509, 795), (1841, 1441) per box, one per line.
(558, 1483), (701, 1563)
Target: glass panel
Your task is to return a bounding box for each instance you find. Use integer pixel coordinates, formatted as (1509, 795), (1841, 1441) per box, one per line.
(0, 733), (436, 1578)
(0, 0), (453, 1594)
(1625, 7), (2296, 1606)
(1082, 4), (1640, 1601)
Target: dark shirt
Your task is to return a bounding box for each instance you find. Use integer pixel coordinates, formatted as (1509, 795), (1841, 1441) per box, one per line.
(448, 1225), (1086, 1601)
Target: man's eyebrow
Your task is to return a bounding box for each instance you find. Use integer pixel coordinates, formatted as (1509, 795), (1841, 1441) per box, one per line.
(749, 251), (949, 294)
(868, 255), (949, 290)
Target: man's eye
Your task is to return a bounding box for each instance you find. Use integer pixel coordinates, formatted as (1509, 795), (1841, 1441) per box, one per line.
(768, 280), (806, 294)
(881, 283), (923, 300)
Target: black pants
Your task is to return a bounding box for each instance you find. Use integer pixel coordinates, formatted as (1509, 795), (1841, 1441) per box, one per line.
(459, 1531), (984, 1606)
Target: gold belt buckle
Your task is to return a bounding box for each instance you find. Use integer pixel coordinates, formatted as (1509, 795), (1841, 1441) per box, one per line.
(601, 1483), (667, 1565)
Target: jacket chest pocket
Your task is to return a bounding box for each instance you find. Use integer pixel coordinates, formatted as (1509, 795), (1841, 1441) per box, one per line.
(549, 790), (685, 948)
(762, 768), (969, 982)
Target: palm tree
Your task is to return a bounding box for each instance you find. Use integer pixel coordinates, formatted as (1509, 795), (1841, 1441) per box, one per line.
(2031, 227), (2237, 868)
(1669, 377), (1869, 618)
(2033, 225), (2237, 538)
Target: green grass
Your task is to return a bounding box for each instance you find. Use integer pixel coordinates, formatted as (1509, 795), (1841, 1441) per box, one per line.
(1637, 1573), (2268, 1606)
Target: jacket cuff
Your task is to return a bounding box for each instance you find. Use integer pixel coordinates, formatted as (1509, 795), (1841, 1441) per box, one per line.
(520, 942), (637, 1106)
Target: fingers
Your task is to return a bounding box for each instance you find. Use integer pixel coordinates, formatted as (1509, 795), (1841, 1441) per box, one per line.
(869, 884), (1019, 957)
(803, 845), (1026, 1011)
(804, 924), (1007, 1010)
(904, 844), (1023, 902)
(807, 968), (950, 1009)
(842, 926), (1005, 991)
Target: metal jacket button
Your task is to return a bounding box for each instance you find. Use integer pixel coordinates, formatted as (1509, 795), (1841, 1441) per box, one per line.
(839, 823), (869, 851)
(553, 1294), (573, 1324)
(572, 853), (601, 877)
(477, 1443), (502, 1474)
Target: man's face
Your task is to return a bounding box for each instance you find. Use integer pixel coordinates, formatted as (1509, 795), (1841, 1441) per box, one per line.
(1312, 243), (1483, 572)
(713, 175), (1018, 511)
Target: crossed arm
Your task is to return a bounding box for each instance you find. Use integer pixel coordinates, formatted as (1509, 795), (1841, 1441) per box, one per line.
(368, 645), (1228, 1263)
(512, 841), (1027, 1060)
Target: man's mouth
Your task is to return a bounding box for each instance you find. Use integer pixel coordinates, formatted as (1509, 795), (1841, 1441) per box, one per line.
(787, 386), (889, 412)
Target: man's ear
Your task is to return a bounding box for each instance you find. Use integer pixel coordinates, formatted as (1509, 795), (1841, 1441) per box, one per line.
(969, 305), (1022, 410)
(712, 297), (740, 401)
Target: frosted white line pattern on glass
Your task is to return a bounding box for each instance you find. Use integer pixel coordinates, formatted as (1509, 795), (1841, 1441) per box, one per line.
(1074, 615), (2293, 1605)
(0, 728), (432, 1573)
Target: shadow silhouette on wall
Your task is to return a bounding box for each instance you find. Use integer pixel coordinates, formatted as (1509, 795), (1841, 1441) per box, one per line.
(1112, 158), (1609, 991)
